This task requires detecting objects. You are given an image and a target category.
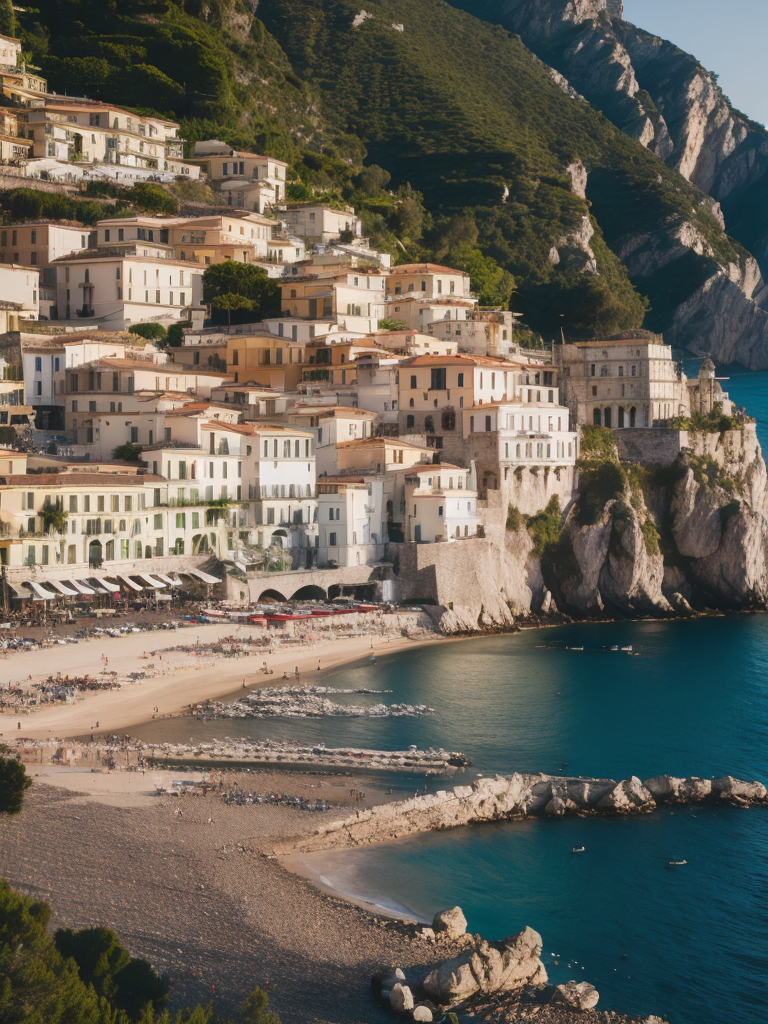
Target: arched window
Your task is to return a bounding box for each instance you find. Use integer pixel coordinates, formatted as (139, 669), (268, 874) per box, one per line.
(516, 443), (521, 458)
(629, 406), (636, 428)
(618, 406), (625, 428)
(604, 407), (612, 428)
(409, 397), (414, 407)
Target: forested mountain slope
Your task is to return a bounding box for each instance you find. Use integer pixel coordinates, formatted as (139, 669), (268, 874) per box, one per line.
(12, 0), (768, 365)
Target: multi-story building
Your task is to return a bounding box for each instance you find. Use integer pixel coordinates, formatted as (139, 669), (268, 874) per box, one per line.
(242, 424), (317, 568)
(554, 331), (691, 428)
(0, 222), (93, 270)
(94, 213), (275, 266)
(50, 249), (204, 329)
(188, 140), (288, 208)
(0, 379), (34, 430)
(286, 405), (377, 475)
(426, 309), (523, 359)
(390, 462), (481, 544)
(316, 475), (385, 568)
(397, 354), (518, 435)
(19, 99), (199, 182)
(385, 263), (472, 300)
(280, 266), (387, 334)
(0, 263), (39, 319)
(282, 204), (362, 245)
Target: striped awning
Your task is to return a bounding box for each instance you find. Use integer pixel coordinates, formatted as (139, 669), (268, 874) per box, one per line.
(117, 575), (143, 592)
(48, 579), (80, 597)
(24, 580), (58, 600)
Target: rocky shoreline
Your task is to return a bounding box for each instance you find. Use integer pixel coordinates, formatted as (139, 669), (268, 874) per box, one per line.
(285, 771), (768, 853)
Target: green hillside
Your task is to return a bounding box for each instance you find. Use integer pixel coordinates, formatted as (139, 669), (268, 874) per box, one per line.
(13, 0), (749, 340)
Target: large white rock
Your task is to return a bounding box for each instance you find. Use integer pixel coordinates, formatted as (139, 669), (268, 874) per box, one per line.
(553, 980), (600, 1010)
(596, 776), (655, 813)
(432, 906), (467, 939)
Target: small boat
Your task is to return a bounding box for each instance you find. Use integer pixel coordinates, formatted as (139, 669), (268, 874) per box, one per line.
(668, 859), (687, 866)
(610, 645), (619, 651)
(572, 846), (585, 854)
(621, 645), (633, 653)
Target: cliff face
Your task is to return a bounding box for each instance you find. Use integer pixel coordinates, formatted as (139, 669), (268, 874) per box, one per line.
(406, 426), (768, 633)
(451, 0), (768, 368)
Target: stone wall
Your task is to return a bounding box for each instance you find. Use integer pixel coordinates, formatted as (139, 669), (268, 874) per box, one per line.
(613, 428), (687, 465)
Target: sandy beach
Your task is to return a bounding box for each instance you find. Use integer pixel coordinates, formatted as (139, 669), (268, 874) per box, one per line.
(0, 616), (448, 741)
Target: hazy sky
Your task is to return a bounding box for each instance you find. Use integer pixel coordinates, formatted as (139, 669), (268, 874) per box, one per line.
(622, 0), (767, 126)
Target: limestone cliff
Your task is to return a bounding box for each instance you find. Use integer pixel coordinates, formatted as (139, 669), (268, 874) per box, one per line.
(450, 0), (768, 369)
(394, 426), (768, 632)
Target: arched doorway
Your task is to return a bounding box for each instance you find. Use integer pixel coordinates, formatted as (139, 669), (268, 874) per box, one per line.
(257, 589), (287, 603)
(618, 406), (625, 428)
(88, 539), (102, 568)
(192, 534), (209, 555)
(291, 585), (327, 601)
(629, 406), (636, 428)
(144, 545), (152, 559)
(271, 529), (288, 547)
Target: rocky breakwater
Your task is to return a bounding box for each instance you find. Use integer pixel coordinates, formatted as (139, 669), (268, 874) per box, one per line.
(372, 907), (608, 1022)
(288, 772), (767, 852)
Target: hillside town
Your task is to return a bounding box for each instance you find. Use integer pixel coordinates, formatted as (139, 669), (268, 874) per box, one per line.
(0, 30), (740, 611)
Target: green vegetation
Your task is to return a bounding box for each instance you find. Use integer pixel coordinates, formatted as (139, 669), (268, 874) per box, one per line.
(640, 517), (660, 556)
(525, 496), (562, 558)
(579, 425), (617, 460)
(131, 183), (180, 216)
(0, 748), (31, 815)
(40, 497), (69, 535)
(0, 187), (120, 226)
(113, 444), (144, 462)
(12, 0), (752, 339)
(166, 321), (191, 347)
(129, 323), (168, 342)
(505, 503), (524, 532)
(576, 460), (627, 526)
(668, 407), (743, 434)
(377, 318), (410, 331)
(0, 879), (282, 1024)
(203, 262), (281, 325)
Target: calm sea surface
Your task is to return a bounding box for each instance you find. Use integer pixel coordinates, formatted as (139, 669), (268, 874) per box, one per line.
(135, 369), (768, 1024)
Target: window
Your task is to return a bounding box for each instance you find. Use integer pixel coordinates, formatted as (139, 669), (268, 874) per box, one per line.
(329, 532), (337, 546)
(35, 356), (42, 372)
(410, 375), (417, 389)
(154, 513), (163, 530)
(69, 496), (77, 513)
(111, 495), (119, 512)
(406, 414), (415, 429)
(84, 496), (91, 513)
(442, 411), (455, 431)
(631, 365), (637, 377)
(430, 367), (447, 390)
(176, 512), (186, 529)
(35, 381), (42, 396)
(120, 539), (129, 559)
(124, 496), (132, 512)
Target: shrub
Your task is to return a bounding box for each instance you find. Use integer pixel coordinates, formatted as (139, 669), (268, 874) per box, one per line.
(0, 750), (31, 815)
(580, 424), (616, 460)
(525, 496), (561, 557)
(131, 182), (178, 215)
(129, 322), (167, 342)
(506, 504), (524, 532)
(641, 518), (660, 556)
(113, 444), (143, 462)
(577, 460), (627, 525)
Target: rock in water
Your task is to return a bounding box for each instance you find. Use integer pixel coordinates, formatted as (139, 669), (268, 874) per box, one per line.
(553, 980), (600, 1011)
(432, 906), (467, 939)
(389, 983), (414, 1012)
(596, 776), (655, 813)
(422, 926), (546, 1003)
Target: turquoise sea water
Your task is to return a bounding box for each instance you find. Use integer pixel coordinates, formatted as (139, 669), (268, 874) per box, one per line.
(135, 367), (768, 1024)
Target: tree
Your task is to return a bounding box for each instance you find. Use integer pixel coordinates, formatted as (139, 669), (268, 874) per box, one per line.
(0, 750), (31, 815)
(0, 0), (15, 36)
(113, 444), (143, 462)
(131, 183), (178, 216)
(354, 164), (391, 194)
(54, 927), (168, 1019)
(211, 292), (256, 327)
(40, 497), (69, 536)
(449, 244), (515, 307)
(377, 318), (410, 331)
(203, 262), (280, 325)
(170, 180), (216, 205)
(129, 323), (167, 342)
(166, 321), (190, 348)
(239, 987), (281, 1024)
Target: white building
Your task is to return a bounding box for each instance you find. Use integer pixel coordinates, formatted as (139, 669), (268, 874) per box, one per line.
(285, 405), (377, 476)
(392, 463), (480, 544)
(317, 475), (385, 567)
(282, 205), (362, 245)
(0, 263), (39, 319)
(51, 251), (204, 329)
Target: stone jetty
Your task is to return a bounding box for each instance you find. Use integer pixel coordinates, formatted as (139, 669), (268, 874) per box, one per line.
(190, 684), (434, 719)
(290, 771), (768, 852)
